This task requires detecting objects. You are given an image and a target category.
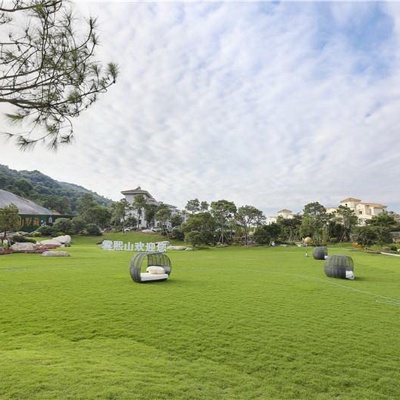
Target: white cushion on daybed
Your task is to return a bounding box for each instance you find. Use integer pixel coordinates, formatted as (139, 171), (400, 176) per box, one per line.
(146, 266), (166, 274)
(346, 270), (355, 280)
(140, 272), (169, 282)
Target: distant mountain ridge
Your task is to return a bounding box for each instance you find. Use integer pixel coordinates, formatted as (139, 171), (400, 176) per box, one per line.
(0, 164), (112, 214)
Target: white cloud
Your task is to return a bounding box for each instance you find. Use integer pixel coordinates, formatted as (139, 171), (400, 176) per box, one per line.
(1, 1), (400, 215)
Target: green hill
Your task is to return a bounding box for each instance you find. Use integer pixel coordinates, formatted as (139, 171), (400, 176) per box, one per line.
(0, 164), (112, 214)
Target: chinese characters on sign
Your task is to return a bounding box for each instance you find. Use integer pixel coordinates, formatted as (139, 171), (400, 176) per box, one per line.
(102, 240), (167, 252)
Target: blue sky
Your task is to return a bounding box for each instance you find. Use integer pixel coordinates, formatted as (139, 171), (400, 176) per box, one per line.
(1, 1), (400, 216)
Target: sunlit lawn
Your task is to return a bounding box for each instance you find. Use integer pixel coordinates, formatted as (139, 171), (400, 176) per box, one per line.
(0, 234), (399, 399)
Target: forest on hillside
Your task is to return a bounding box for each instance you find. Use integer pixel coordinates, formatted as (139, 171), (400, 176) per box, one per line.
(0, 164), (112, 214)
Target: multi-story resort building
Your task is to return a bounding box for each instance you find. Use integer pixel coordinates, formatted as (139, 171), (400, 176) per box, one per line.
(121, 186), (180, 230)
(268, 197), (387, 226)
(336, 197), (387, 225)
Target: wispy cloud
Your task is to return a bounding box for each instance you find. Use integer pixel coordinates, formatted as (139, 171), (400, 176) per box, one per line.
(1, 1), (400, 215)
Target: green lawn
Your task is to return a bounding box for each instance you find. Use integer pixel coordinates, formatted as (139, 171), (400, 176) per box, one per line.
(1, 234), (399, 399)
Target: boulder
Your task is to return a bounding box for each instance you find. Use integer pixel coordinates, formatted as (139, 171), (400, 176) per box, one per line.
(40, 239), (62, 247)
(39, 235), (71, 247)
(303, 237), (313, 245)
(10, 242), (37, 252)
(42, 251), (70, 257)
(167, 245), (187, 251)
(157, 241), (171, 246)
(53, 235), (72, 246)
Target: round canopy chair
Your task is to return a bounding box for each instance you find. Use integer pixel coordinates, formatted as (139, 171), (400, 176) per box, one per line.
(324, 255), (354, 280)
(130, 252), (172, 283)
(313, 246), (328, 260)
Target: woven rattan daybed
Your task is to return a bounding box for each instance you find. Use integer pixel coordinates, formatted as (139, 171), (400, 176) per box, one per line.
(313, 246), (328, 260)
(130, 252), (172, 283)
(324, 254), (354, 280)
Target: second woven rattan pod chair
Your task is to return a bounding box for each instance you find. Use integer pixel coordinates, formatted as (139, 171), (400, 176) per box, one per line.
(324, 254), (354, 280)
(313, 246), (328, 260)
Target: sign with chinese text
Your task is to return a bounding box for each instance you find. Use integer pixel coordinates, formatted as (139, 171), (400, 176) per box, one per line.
(101, 240), (167, 252)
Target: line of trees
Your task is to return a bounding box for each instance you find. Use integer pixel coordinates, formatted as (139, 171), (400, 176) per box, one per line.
(1, 194), (400, 249)
(102, 198), (399, 249)
(178, 199), (400, 248)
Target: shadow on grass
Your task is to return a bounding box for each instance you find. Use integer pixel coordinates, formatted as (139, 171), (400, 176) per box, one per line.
(131, 278), (186, 285)
(353, 276), (368, 281)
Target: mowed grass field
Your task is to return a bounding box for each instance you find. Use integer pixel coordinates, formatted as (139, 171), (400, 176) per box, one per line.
(1, 234), (399, 400)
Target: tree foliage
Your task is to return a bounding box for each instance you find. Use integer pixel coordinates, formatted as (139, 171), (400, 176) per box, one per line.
(0, 203), (20, 238)
(353, 223), (395, 248)
(42, 195), (71, 214)
(76, 193), (110, 228)
(185, 199), (200, 215)
(185, 198), (209, 215)
(253, 223), (281, 245)
(144, 203), (157, 228)
(352, 226), (378, 248)
(132, 195), (147, 229)
(52, 217), (73, 234)
(110, 199), (132, 231)
(84, 205), (111, 229)
(155, 203), (172, 234)
(76, 193), (97, 216)
(301, 202), (329, 244)
(210, 199), (236, 244)
(351, 212), (399, 248)
(71, 215), (85, 234)
(334, 205), (358, 242)
(277, 214), (302, 242)
(84, 223), (101, 236)
(366, 212), (398, 229)
(236, 205), (265, 245)
(182, 212), (216, 247)
(0, 0), (118, 149)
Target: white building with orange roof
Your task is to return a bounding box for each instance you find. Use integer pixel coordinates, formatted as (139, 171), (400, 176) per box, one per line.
(339, 197), (387, 225)
(267, 209), (296, 224)
(270, 198), (387, 226)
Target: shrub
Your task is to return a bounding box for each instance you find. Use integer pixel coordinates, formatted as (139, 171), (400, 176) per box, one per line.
(253, 224), (281, 245)
(30, 231), (42, 237)
(170, 227), (184, 241)
(10, 234), (37, 244)
(85, 224), (102, 236)
(37, 225), (56, 236)
(185, 231), (214, 247)
(52, 218), (74, 235)
(72, 216), (86, 234)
